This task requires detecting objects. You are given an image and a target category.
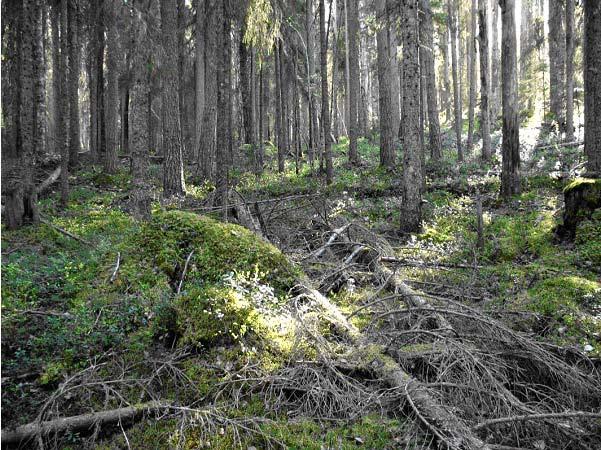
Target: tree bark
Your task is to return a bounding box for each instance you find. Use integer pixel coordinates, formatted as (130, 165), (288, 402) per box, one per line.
(59, 0), (70, 205)
(320, 0), (333, 184)
(161, 0), (186, 196)
(195, 0), (206, 162)
(199, 0), (217, 180)
(306, 0), (316, 167)
(104, 0), (119, 174)
(499, 0), (521, 198)
(177, 0), (187, 158)
(420, 0), (442, 160)
(347, 0), (360, 164)
(275, 41), (285, 172)
(400, 0), (422, 232)
(376, 0), (395, 169)
(448, 0), (463, 161)
(440, 24), (452, 123)
(87, 0), (98, 160)
(466, 0), (477, 153)
(584, 0), (601, 175)
(548, 0), (566, 131)
(68, 0), (80, 168)
(478, 0), (492, 161)
(565, 0), (575, 142)
(491, 0), (500, 128)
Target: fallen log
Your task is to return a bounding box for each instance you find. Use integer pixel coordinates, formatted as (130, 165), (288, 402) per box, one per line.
(36, 167), (61, 194)
(1, 401), (166, 447)
(295, 281), (489, 449)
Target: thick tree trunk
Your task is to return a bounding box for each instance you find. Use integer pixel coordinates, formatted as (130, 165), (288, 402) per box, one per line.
(33, 0), (45, 158)
(199, 0), (217, 180)
(499, 0), (521, 198)
(161, 0), (186, 196)
(466, 0), (477, 153)
(347, 0), (360, 164)
(177, 0), (186, 158)
(400, 0), (422, 232)
(320, 0), (333, 184)
(584, 0), (601, 175)
(104, 0), (119, 174)
(478, 0), (492, 161)
(448, 0), (463, 161)
(68, 0), (80, 168)
(240, 23), (255, 149)
(420, 0), (442, 160)
(565, 0), (575, 142)
(51, 4), (61, 157)
(548, 0), (566, 131)
(376, 0), (395, 169)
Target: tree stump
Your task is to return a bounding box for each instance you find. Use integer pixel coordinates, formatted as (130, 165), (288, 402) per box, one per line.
(558, 178), (601, 239)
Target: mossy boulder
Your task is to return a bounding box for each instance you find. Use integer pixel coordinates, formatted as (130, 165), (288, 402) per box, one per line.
(558, 178), (601, 239)
(135, 210), (301, 294)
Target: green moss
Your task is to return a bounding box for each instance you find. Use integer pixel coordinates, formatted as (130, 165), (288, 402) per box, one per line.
(528, 276), (600, 318)
(136, 210), (300, 295)
(563, 177), (601, 193)
(575, 209), (601, 267)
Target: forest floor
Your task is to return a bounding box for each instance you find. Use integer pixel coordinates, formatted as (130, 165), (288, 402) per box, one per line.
(2, 126), (601, 449)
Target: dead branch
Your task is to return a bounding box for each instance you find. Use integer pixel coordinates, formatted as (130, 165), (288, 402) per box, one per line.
(177, 250), (194, 294)
(109, 252), (121, 283)
(40, 218), (93, 246)
(473, 411), (601, 431)
(309, 223), (351, 259)
(1, 401), (167, 446)
(380, 256), (483, 270)
(36, 167), (62, 194)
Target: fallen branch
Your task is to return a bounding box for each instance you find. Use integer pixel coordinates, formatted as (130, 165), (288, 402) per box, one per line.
(473, 411), (601, 431)
(36, 167), (62, 194)
(380, 256), (483, 270)
(109, 252), (121, 283)
(1, 401), (167, 446)
(40, 218), (93, 246)
(310, 223), (351, 259)
(534, 140), (583, 150)
(177, 251), (194, 294)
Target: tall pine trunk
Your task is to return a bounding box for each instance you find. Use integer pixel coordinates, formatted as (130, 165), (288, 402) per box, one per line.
(565, 0), (575, 142)
(466, 0), (477, 153)
(448, 0), (463, 160)
(347, 0), (360, 164)
(68, 0), (80, 168)
(319, 0), (333, 184)
(548, 0), (566, 131)
(491, 0), (500, 128)
(376, 0), (395, 169)
(400, 0), (422, 232)
(500, 0), (521, 198)
(161, 0), (186, 196)
(59, 0), (70, 204)
(478, 0), (491, 161)
(584, 0), (601, 174)
(420, 0), (442, 160)
(104, 0), (119, 174)
(195, 0), (205, 162)
(199, 0), (217, 180)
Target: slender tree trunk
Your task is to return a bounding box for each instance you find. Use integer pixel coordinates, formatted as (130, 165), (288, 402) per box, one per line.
(584, 0), (601, 175)
(499, 0), (521, 198)
(400, 0), (422, 232)
(346, 0), (360, 163)
(52, 4), (61, 157)
(161, 0), (186, 196)
(478, 0), (491, 161)
(565, 0), (575, 142)
(440, 24), (452, 123)
(376, 0), (394, 169)
(195, 0), (205, 162)
(87, 0), (98, 160)
(59, 0), (70, 204)
(320, 0), (333, 184)
(306, 0), (316, 167)
(240, 23), (255, 148)
(33, 0), (45, 158)
(491, 0), (500, 128)
(448, 0), (463, 160)
(275, 41), (284, 172)
(215, 0), (232, 207)
(68, 0), (80, 168)
(177, 0), (187, 158)
(104, 0), (119, 174)
(548, 0), (566, 131)
(466, 0), (477, 153)
(420, 0), (442, 160)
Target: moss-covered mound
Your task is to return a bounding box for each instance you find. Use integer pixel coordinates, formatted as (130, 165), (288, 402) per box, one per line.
(559, 178), (601, 239)
(135, 210), (300, 295)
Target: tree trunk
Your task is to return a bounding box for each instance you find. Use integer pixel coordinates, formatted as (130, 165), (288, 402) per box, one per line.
(195, 0), (205, 162)
(420, 0), (442, 160)
(306, 0), (316, 167)
(478, 0), (492, 161)
(347, 0), (360, 164)
(68, 0), (80, 168)
(319, 0), (333, 184)
(491, 0), (500, 128)
(51, 3), (61, 157)
(33, 0), (45, 158)
(584, 0), (601, 175)
(129, 1), (151, 220)
(548, 0), (566, 132)
(440, 24), (452, 123)
(466, 0), (477, 153)
(161, 0), (186, 196)
(215, 0), (232, 207)
(177, 0), (186, 159)
(199, 0), (217, 180)
(565, 0), (575, 142)
(400, 0), (422, 232)
(275, 41), (285, 172)
(376, 0), (395, 169)
(448, 0), (463, 161)
(240, 25), (255, 150)
(59, 0), (70, 205)
(87, 0), (98, 160)
(499, 0), (521, 198)
(104, 0), (119, 174)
